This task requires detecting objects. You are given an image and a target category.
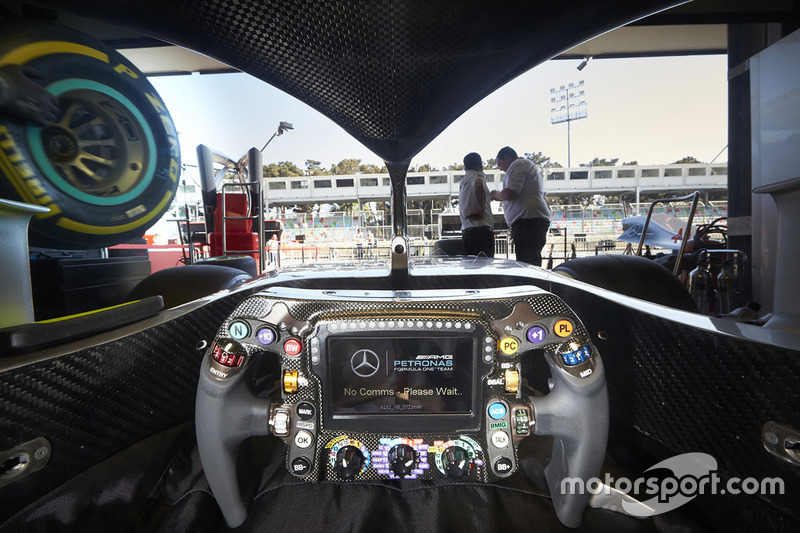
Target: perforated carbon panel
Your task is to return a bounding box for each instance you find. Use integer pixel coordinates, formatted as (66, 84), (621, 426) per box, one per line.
(0, 292), (248, 522)
(558, 286), (800, 533)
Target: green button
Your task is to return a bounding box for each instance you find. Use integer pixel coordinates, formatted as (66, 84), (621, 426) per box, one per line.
(229, 320), (250, 340)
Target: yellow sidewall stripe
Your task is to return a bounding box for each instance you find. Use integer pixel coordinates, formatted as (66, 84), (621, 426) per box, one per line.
(55, 190), (174, 235)
(0, 41), (109, 66)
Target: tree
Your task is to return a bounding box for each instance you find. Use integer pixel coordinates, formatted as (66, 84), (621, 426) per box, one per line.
(263, 161), (303, 177)
(581, 157), (619, 167)
(672, 156), (702, 164)
(416, 163), (438, 172)
(331, 158), (362, 174)
(622, 160), (638, 166)
(523, 152), (561, 171)
(448, 162), (465, 170)
(305, 159), (330, 175)
(359, 163), (387, 174)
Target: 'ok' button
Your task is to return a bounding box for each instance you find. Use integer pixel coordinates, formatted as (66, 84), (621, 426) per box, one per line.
(488, 402), (507, 420)
(294, 430), (314, 449)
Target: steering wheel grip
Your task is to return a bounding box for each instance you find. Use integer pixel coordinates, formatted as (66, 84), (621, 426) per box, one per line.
(196, 354), (271, 528)
(531, 352), (609, 528)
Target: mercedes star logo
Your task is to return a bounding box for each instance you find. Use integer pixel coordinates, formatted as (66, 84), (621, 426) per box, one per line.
(350, 349), (380, 378)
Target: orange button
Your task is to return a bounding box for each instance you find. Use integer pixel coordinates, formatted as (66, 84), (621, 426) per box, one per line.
(553, 319), (574, 338)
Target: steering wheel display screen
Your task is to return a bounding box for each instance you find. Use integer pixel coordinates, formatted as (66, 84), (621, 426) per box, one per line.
(327, 335), (476, 418)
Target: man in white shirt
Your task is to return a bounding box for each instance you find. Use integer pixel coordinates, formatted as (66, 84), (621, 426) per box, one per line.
(458, 152), (494, 257)
(353, 227), (364, 259)
(490, 146), (550, 266)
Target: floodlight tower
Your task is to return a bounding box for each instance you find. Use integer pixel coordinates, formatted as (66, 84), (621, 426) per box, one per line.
(549, 80), (587, 167)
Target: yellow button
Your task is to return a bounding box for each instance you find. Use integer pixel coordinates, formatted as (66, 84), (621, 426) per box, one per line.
(554, 319), (574, 338)
(498, 337), (519, 355)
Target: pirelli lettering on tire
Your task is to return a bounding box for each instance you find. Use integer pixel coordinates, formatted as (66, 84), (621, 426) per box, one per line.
(0, 22), (180, 249)
(0, 125), (61, 217)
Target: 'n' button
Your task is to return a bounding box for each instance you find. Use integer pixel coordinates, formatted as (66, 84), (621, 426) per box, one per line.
(229, 320), (250, 340)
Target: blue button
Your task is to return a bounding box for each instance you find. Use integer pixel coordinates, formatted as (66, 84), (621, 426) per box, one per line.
(256, 327), (277, 345)
(229, 320), (250, 340)
(488, 402), (507, 420)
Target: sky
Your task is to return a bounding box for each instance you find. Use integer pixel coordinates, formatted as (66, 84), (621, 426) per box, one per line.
(149, 54), (729, 175)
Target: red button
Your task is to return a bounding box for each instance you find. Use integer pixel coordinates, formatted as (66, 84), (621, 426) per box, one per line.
(284, 338), (303, 356)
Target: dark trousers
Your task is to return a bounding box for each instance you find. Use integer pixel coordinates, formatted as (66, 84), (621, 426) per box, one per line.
(511, 218), (549, 266)
(462, 226), (494, 257)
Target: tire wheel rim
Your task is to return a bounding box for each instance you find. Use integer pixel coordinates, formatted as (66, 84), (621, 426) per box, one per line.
(41, 88), (147, 198)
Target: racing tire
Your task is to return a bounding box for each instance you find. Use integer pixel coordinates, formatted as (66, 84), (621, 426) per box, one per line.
(0, 22), (180, 249)
(554, 254), (699, 312)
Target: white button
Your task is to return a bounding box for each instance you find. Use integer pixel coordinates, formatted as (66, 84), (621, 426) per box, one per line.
(369, 321), (376, 328)
(436, 321), (443, 328)
(426, 321), (433, 328)
(294, 430), (314, 449)
(485, 336), (493, 344)
(485, 345), (493, 353)
(464, 322), (472, 329)
(445, 322), (452, 328)
(455, 322), (462, 329)
(491, 431), (510, 449)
